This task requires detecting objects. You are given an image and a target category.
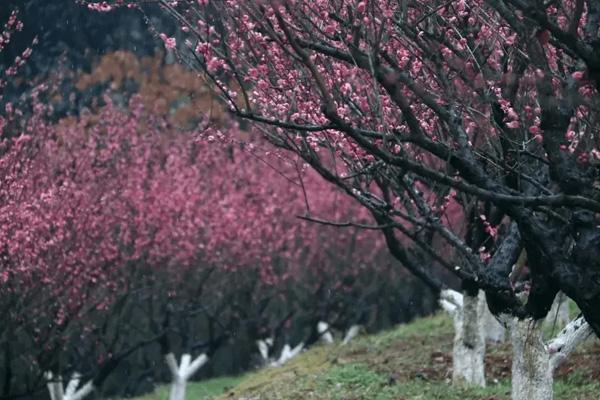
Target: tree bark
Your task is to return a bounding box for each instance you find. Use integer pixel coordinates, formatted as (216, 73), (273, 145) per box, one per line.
(440, 289), (486, 387)
(510, 318), (552, 400)
(547, 316), (593, 371)
(453, 291), (486, 386)
(483, 301), (506, 343)
(510, 315), (592, 400)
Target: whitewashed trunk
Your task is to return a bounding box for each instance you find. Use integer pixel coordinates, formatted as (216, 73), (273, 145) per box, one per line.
(165, 352), (209, 400)
(169, 378), (187, 400)
(45, 372), (63, 400)
(45, 372), (94, 400)
(317, 321), (334, 344)
(510, 318), (553, 400)
(452, 291), (486, 387)
(509, 315), (592, 400)
(548, 315), (593, 371)
(270, 342), (304, 367)
(342, 325), (361, 345)
(483, 301), (506, 343)
(545, 292), (570, 332)
(256, 337), (274, 364)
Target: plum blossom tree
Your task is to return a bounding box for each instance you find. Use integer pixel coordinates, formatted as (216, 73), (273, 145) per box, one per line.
(0, 101), (217, 398)
(0, 101), (193, 399)
(87, 0), (600, 397)
(2, 84), (414, 398)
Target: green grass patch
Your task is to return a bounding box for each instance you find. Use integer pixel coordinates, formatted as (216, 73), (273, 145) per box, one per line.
(131, 375), (244, 400)
(128, 312), (600, 400)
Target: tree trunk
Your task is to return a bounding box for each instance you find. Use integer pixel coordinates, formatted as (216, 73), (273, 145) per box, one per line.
(165, 353), (208, 400)
(45, 373), (63, 400)
(342, 325), (361, 345)
(169, 377), (187, 400)
(548, 316), (593, 371)
(509, 315), (592, 400)
(317, 321), (334, 344)
(440, 289), (486, 387)
(510, 318), (553, 400)
(45, 372), (94, 400)
(483, 301), (506, 343)
(453, 291), (486, 386)
(270, 342), (304, 367)
(256, 337), (274, 364)
(545, 292), (570, 333)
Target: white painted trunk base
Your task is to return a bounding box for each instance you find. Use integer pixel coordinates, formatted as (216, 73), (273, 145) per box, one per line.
(270, 342), (304, 368)
(441, 289), (589, 399)
(483, 303), (506, 343)
(257, 337), (274, 364)
(318, 321), (334, 344)
(452, 291), (486, 387)
(45, 372), (94, 400)
(548, 316), (593, 371)
(169, 378), (187, 400)
(440, 290), (486, 387)
(509, 315), (591, 400)
(510, 319), (553, 400)
(342, 325), (361, 345)
(165, 352), (209, 400)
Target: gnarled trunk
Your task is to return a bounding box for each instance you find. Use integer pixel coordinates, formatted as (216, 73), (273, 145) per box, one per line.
(440, 289), (486, 387)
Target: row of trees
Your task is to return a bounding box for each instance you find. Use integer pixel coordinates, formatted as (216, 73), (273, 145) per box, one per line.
(5, 1), (600, 399)
(4, 10), (420, 399)
(93, 0), (599, 399)
(1, 30), (433, 396)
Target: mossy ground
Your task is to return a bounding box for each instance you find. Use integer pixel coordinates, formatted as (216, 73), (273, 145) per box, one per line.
(131, 313), (600, 400)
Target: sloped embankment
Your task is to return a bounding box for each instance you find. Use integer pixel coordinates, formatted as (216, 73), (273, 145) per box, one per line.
(137, 313), (600, 400)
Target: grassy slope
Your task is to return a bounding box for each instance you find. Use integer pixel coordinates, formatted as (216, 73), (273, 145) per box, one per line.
(133, 313), (600, 400)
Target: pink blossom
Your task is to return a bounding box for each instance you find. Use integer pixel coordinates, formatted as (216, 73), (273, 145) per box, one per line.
(572, 71), (585, 81)
(528, 125), (541, 135)
(357, 2), (367, 14)
(159, 33), (177, 50)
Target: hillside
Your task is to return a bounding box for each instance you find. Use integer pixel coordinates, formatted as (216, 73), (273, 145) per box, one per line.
(134, 313), (600, 400)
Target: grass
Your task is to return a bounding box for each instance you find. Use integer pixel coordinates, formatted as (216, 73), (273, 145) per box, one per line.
(129, 312), (600, 400)
(130, 375), (244, 400)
